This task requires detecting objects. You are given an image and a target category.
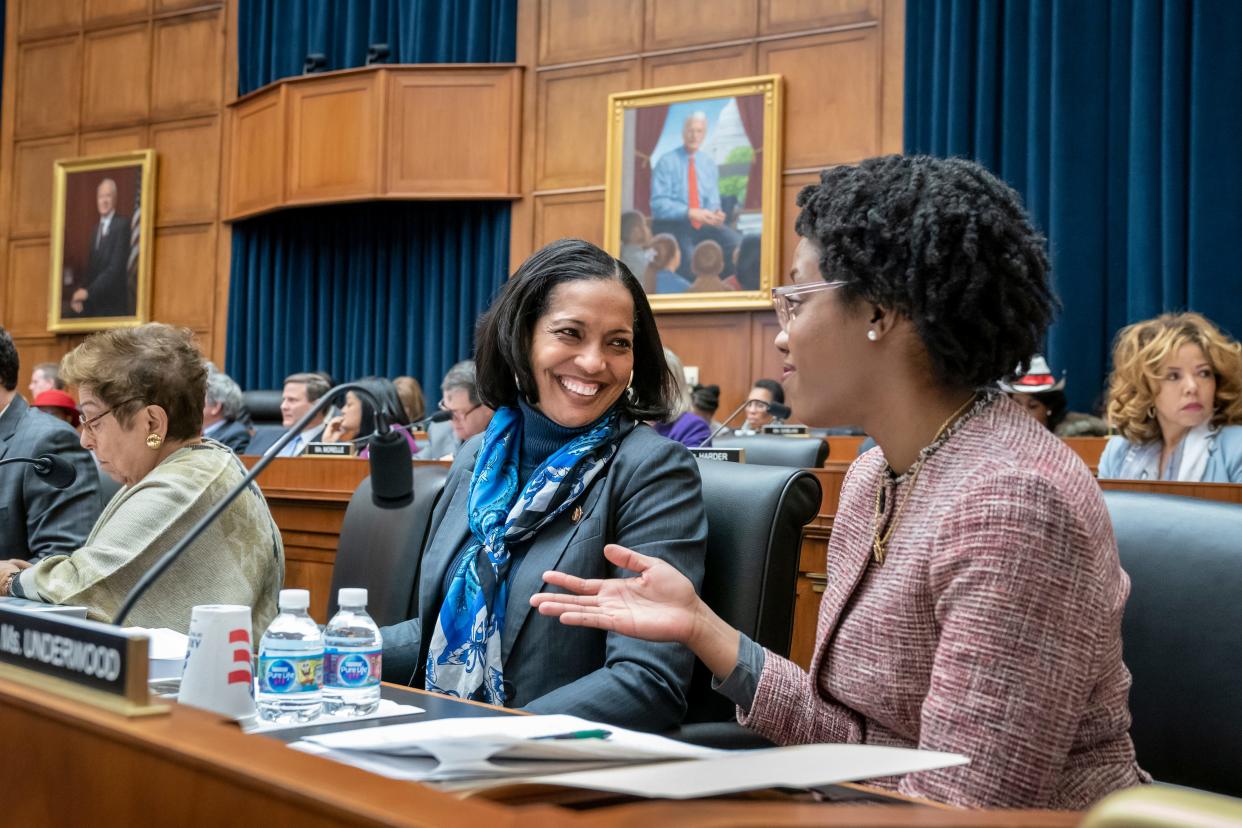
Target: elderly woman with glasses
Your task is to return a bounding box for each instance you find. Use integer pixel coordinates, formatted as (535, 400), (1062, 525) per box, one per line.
(0, 324), (284, 634)
(533, 157), (1147, 807)
(382, 238), (706, 731)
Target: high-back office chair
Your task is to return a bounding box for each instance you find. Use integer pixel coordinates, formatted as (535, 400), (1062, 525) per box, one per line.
(712, 433), (829, 467)
(328, 465), (451, 626)
(1103, 490), (1242, 797)
(242, 389), (283, 427)
(672, 460), (820, 744)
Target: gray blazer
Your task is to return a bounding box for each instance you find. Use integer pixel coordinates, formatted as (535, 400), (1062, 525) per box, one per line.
(382, 421), (707, 731)
(0, 396), (103, 561)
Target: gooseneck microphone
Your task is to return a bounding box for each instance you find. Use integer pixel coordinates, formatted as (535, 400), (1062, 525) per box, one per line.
(698, 399), (793, 448)
(112, 382), (413, 626)
(412, 408), (452, 428)
(0, 454), (78, 489)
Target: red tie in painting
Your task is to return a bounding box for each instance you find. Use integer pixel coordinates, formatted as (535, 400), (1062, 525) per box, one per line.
(687, 155), (701, 229)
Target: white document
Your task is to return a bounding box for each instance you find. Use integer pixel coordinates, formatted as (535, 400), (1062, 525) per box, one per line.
(522, 743), (970, 799)
(243, 698), (425, 734)
(127, 626), (190, 680)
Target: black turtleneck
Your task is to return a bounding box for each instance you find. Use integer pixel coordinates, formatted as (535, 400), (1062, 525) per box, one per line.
(517, 397), (610, 484)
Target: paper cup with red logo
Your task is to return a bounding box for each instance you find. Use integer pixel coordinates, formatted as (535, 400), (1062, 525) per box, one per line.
(178, 604), (255, 719)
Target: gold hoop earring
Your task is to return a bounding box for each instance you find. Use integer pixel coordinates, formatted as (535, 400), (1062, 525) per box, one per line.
(146, 433), (163, 450)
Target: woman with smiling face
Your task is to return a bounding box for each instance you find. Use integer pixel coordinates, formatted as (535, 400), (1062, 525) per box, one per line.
(381, 238), (706, 730)
(532, 156), (1148, 807)
(1099, 312), (1242, 481)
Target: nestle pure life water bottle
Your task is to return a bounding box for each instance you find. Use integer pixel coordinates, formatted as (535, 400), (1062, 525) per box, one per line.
(322, 588), (382, 716)
(257, 588), (323, 723)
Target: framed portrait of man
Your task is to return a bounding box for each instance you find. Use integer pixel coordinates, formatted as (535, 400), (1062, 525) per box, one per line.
(48, 150), (156, 332)
(604, 75), (782, 312)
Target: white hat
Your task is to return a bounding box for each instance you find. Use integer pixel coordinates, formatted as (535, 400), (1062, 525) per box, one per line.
(998, 354), (1066, 394)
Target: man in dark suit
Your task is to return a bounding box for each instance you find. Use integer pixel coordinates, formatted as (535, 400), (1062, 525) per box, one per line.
(244, 372), (330, 457)
(70, 178), (133, 318)
(201, 366), (252, 453)
(0, 328), (102, 561)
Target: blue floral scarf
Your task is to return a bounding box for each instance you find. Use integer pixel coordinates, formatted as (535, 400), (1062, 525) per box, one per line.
(424, 404), (622, 704)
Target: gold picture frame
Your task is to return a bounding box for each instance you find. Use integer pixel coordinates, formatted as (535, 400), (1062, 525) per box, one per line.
(48, 150), (156, 333)
(605, 75), (782, 312)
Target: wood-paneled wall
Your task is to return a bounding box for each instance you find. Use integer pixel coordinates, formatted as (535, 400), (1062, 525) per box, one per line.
(0, 0), (236, 383)
(510, 0), (905, 416)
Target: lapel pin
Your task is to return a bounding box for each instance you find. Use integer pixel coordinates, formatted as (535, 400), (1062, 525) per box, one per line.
(571, 505), (583, 524)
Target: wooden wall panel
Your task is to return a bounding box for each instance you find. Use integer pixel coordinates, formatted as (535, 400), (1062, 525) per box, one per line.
(386, 72), (518, 196)
(15, 37), (82, 138)
(759, 0), (878, 34)
(644, 0), (757, 51)
(535, 61), (639, 191)
(17, 0), (82, 37)
(5, 240), (52, 336)
(760, 28), (880, 168)
(82, 25), (151, 127)
(643, 43), (756, 89)
(533, 191), (606, 248)
(657, 313), (754, 415)
(228, 93), (284, 216)
(780, 171), (818, 283)
(152, 12), (224, 119)
(10, 136), (78, 238)
(749, 312), (785, 384)
(85, 0), (150, 26)
(151, 117), (220, 225)
(80, 125), (148, 155)
(286, 76), (380, 201)
(538, 0), (643, 65)
(150, 224), (217, 328)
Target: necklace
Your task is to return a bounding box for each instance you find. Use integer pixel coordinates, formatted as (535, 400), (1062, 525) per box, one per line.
(870, 393), (978, 566)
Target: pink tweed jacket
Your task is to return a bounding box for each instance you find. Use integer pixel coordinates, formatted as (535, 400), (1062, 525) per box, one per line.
(739, 394), (1147, 808)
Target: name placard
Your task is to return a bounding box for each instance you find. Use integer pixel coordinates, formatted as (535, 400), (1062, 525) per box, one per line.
(0, 605), (162, 716)
(762, 424), (809, 436)
(689, 447), (745, 463)
(305, 441), (355, 457)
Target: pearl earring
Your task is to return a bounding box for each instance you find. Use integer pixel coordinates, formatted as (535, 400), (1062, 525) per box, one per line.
(867, 330), (878, 341)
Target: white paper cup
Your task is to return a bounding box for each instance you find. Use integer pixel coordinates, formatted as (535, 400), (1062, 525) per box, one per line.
(179, 604), (255, 719)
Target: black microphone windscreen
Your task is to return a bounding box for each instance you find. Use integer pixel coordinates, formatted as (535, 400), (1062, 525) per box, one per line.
(34, 454), (77, 490)
(766, 401), (793, 420)
(425, 409), (452, 424)
(367, 430), (414, 508)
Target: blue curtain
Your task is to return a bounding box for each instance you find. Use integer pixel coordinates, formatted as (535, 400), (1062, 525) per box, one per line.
(227, 0), (517, 392)
(905, 0), (1242, 412)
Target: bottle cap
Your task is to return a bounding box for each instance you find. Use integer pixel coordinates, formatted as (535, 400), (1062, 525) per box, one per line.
(338, 587), (368, 607)
(278, 588), (310, 610)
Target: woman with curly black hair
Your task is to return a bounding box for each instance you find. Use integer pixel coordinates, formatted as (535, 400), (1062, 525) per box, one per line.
(533, 155), (1147, 808)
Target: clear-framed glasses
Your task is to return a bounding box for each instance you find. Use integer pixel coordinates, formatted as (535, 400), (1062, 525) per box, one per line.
(81, 397), (142, 436)
(771, 280), (850, 332)
(438, 398), (482, 422)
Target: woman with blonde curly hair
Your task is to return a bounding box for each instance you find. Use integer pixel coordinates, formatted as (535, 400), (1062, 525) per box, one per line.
(1100, 312), (1242, 482)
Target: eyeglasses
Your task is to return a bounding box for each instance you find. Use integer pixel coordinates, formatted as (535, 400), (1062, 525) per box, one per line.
(771, 281), (850, 332)
(438, 399), (482, 422)
(81, 397), (142, 436)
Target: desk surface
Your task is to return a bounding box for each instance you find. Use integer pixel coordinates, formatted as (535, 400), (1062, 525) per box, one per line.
(0, 674), (1082, 827)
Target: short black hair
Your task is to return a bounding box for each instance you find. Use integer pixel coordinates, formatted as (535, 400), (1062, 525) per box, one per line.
(475, 238), (675, 421)
(0, 327), (16, 391)
(343, 376), (409, 437)
(751, 378), (784, 404)
(795, 155), (1058, 389)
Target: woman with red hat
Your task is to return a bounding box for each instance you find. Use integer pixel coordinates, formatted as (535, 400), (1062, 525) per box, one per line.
(32, 389), (81, 429)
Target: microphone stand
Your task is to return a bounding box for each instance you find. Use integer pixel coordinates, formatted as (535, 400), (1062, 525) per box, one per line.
(699, 399), (766, 447)
(112, 383), (411, 626)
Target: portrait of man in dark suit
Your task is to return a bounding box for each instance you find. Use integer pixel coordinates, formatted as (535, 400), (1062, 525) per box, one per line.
(70, 178), (134, 318)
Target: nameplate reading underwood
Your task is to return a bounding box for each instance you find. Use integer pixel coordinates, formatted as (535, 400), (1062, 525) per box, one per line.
(305, 442), (355, 457)
(761, 424), (809, 436)
(0, 605), (164, 716)
(689, 447), (745, 463)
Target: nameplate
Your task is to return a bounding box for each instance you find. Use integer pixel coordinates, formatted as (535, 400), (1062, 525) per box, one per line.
(0, 605), (163, 716)
(689, 447), (745, 463)
(761, 424), (809, 436)
(305, 442), (355, 457)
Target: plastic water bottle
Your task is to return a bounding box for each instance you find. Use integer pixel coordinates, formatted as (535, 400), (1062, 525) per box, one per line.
(322, 588), (383, 716)
(257, 589), (323, 723)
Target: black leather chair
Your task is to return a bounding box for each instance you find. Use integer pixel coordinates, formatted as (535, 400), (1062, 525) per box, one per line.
(671, 459), (821, 745)
(242, 389), (284, 426)
(712, 433), (829, 467)
(1103, 491), (1242, 797)
(328, 465), (451, 626)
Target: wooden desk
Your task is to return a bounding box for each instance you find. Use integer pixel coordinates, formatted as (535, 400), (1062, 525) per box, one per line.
(0, 674), (1080, 826)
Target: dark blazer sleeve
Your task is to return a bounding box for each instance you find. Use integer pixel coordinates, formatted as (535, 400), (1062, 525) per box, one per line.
(20, 414), (103, 561)
(521, 430), (707, 729)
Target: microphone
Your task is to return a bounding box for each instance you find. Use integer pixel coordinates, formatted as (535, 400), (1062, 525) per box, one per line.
(112, 382), (413, 626)
(698, 398), (792, 447)
(0, 454), (78, 489)
(412, 408), (452, 428)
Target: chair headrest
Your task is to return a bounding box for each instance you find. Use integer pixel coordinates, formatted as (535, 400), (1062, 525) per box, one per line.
(242, 389), (284, 424)
(711, 433), (829, 467)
